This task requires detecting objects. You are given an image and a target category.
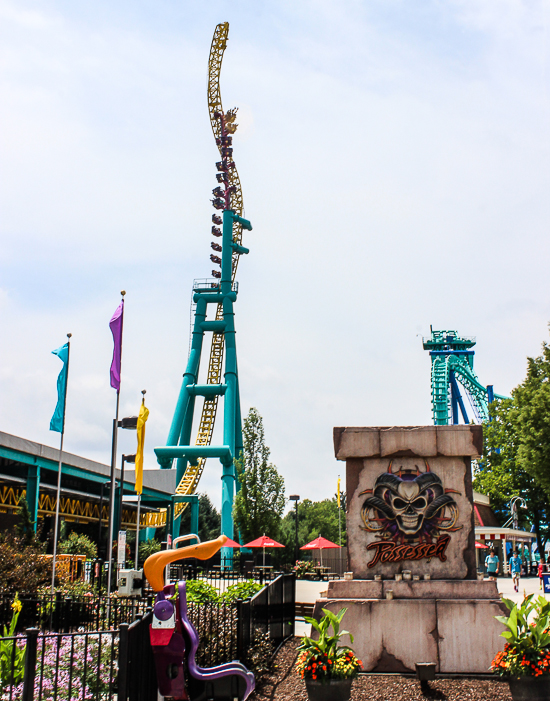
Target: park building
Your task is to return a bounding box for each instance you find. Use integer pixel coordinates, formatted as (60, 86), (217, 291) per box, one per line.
(0, 430), (174, 557)
(474, 491), (537, 574)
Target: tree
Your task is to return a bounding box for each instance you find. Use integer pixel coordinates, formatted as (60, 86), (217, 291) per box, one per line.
(233, 408), (286, 543)
(0, 533), (52, 595)
(514, 338), (550, 498)
(279, 496), (347, 565)
(473, 329), (550, 561)
(58, 532), (98, 560)
(179, 493), (221, 542)
(138, 538), (161, 563)
(15, 498), (37, 546)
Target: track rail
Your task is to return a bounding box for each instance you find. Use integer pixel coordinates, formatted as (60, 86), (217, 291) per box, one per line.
(146, 23), (245, 527)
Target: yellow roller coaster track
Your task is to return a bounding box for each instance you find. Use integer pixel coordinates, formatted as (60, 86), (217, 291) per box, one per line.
(145, 22), (244, 528)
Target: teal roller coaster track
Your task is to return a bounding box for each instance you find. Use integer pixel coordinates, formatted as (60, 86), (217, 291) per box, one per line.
(423, 329), (506, 425)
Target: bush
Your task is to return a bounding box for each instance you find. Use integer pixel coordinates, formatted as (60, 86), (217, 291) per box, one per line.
(138, 538), (161, 563)
(58, 532), (97, 560)
(185, 580), (219, 604)
(293, 560), (315, 578)
(37, 578), (94, 599)
(0, 534), (52, 596)
(219, 581), (263, 603)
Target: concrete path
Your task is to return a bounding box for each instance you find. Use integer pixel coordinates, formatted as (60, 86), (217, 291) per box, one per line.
(294, 575), (548, 637)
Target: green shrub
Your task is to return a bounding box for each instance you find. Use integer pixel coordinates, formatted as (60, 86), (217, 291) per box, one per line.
(185, 580), (219, 603)
(58, 532), (97, 560)
(138, 538), (161, 563)
(293, 560), (315, 578)
(0, 534), (52, 596)
(38, 578), (94, 598)
(219, 581), (263, 603)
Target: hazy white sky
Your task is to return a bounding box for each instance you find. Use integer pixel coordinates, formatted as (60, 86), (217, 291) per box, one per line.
(1, 0), (549, 510)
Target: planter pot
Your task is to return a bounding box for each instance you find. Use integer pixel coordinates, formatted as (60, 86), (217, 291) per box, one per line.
(305, 678), (353, 701)
(509, 675), (550, 701)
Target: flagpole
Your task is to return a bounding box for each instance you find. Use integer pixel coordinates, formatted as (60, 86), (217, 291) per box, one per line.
(135, 494), (141, 570)
(106, 392), (120, 597)
(51, 333), (72, 594)
(107, 291), (125, 598)
(338, 475), (342, 576)
(134, 389), (146, 570)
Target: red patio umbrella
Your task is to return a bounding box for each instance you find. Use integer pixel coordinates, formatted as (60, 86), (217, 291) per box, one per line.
(222, 537), (242, 548)
(475, 541), (489, 549)
(300, 535), (341, 567)
(243, 534), (285, 569)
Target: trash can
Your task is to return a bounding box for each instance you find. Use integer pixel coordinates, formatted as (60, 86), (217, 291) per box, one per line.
(542, 573), (550, 594)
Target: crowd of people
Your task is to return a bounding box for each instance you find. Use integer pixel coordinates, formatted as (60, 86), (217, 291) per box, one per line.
(484, 547), (548, 592)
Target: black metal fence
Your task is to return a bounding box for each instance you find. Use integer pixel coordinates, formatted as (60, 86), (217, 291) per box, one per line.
(167, 564), (280, 595)
(0, 593), (154, 633)
(0, 574), (295, 700)
(0, 628), (119, 701)
(118, 573), (295, 701)
(237, 573), (295, 660)
(118, 614), (157, 701)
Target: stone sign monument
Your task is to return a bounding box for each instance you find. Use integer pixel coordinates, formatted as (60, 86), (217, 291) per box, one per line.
(311, 425), (506, 674)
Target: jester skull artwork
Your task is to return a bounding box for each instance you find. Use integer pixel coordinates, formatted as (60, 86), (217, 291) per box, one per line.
(360, 460), (461, 545)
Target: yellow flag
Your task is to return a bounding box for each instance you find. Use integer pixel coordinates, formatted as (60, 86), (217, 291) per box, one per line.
(337, 476), (341, 508)
(135, 400), (149, 495)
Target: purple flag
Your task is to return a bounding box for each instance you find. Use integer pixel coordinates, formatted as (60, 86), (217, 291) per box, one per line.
(109, 299), (124, 391)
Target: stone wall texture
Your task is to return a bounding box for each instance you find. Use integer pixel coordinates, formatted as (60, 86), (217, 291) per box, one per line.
(334, 426), (481, 580)
(318, 425), (504, 674)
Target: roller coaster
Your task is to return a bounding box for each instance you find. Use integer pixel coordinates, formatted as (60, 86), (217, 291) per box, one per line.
(149, 23), (251, 545)
(423, 328), (506, 425)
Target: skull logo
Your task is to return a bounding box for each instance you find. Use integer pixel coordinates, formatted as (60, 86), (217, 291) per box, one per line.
(360, 466), (459, 540)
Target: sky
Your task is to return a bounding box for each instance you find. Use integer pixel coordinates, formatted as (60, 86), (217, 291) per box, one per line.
(1, 0), (549, 513)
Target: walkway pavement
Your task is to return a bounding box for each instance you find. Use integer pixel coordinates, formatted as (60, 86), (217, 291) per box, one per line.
(294, 575), (547, 636)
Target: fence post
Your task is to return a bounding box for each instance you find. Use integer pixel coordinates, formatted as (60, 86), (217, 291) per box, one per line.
(287, 573), (296, 638)
(236, 599), (243, 661)
(52, 591), (62, 632)
(118, 623), (129, 701)
(22, 627), (39, 701)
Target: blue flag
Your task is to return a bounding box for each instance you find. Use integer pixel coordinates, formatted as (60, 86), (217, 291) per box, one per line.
(50, 343), (69, 433)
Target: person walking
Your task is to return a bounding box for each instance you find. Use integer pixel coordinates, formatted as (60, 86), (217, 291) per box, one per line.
(485, 548), (499, 581)
(509, 550), (521, 592)
(538, 562), (544, 589)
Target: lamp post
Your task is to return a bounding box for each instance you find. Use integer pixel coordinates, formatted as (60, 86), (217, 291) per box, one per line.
(289, 495), (300, 565)
(507, 496), (528, 568)
(117, 453), (136, 540)
(97, 480), (108, 558)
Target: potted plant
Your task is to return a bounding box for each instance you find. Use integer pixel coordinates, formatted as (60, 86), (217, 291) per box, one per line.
(491, 593), (550, 700)
(296, 607), (361, 701)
